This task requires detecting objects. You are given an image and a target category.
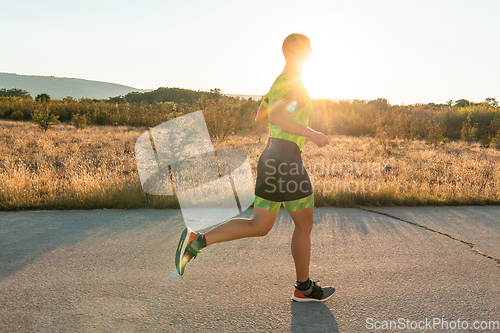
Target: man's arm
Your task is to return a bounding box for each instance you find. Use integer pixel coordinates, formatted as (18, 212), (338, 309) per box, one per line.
(254, 104), (269, 126)
(268, 98), (330, 147)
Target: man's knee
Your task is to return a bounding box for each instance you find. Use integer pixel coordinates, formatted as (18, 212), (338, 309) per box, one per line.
(301, 219), (314, 233)
(294, 216), (314, 233)
(251, 219), (274, 237)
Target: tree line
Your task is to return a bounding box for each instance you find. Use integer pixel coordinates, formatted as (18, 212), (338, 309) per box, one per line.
(0, 87), (499, 146)
(0, 87), (260, 138)
(310, 97), (500, 147)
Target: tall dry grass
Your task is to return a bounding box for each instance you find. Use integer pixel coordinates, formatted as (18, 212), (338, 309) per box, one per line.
(300, 136), (500, 206)
(215, 133), (500, 206)
(1, 119), (499, 210)
(0, 120), (176, 210)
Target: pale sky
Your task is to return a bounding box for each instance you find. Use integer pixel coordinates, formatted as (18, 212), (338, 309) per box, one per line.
(1, 0), (499, 104)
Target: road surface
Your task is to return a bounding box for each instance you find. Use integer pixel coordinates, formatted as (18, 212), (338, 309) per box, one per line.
(0, 207), (499, 332)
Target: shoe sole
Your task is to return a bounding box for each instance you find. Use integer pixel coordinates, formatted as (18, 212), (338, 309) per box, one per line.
(291, 288), (335, 302)
(175, 227), (192, 275)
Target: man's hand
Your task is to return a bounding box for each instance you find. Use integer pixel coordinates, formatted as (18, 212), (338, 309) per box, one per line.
(309, 130), (330, 147)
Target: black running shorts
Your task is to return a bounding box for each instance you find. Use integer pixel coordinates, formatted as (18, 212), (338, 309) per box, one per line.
(255, 137), (313, 202)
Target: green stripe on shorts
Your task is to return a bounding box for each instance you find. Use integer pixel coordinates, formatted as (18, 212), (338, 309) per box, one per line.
(254, 193), (314, 214)
(283, 193), (314, 212)
(254, 195), (281, 214)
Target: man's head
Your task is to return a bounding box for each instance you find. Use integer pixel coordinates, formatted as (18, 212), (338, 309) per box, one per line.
(282, 33), (311, 64)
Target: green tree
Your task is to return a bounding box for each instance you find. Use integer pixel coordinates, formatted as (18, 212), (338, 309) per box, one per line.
(31, 105), (60, 131)
(72, 112), (88, 129)
(0, 88), (31, 99)
(485, 97), (498, 107)
(455, 99), (470, 107)
(10, 110), (24, 120)
(35, 93), (51, 103)
(461, 116), (478, 143)
(209, 88), (222, 99)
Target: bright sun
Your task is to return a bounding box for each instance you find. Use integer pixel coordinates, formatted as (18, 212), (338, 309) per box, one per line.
(301, 32), (367, 100)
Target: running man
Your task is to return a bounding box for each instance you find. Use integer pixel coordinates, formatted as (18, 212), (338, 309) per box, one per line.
(175, 33), (335, 302)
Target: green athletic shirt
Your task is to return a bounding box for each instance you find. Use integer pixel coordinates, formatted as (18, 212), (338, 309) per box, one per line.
(261, 73), (312, 151)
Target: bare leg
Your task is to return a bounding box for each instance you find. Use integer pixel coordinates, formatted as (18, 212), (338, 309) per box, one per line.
(288, 207), (314, 282)
(205, 206), (278, 246)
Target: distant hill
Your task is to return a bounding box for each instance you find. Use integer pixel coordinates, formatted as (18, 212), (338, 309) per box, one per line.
(0, 73), (150, 100)
(225, 93), (264, 100)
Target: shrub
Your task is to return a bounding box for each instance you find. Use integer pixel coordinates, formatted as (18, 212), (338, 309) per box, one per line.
(72, 113), (88, 129)
(491, 138), (500, 151)
(203, 97), (238, 139)
(35, 93), (51, 103)
(10, 110), (24, 120)
(31, 106), (60, 131)
(461, 116), (478, 143)
(425, 124), (447, 146)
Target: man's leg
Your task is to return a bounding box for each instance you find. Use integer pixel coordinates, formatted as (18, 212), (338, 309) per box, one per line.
(176, 197), (279, 275)
(287, 206), (314, 282)
(288, 204), (335, 302)
(205, 206), (278, 246)
(287, 204), (335, 302)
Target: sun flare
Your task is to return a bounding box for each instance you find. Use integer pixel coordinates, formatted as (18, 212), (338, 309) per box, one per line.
(301, 32), (367, 100)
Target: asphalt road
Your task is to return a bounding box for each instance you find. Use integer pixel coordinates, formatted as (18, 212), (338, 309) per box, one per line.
(0, 207), (499, 332)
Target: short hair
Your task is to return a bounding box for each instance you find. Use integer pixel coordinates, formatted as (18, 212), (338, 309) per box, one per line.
(282, 34), (311, 60)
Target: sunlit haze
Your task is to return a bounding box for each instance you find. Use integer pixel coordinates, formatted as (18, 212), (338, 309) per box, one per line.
(2, 0), (499, 104)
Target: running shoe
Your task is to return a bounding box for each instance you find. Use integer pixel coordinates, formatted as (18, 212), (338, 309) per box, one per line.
(291, 280), (335, 302)
(175, 227), (202, 276)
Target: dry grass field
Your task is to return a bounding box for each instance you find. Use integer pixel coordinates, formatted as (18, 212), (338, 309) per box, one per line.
(1, 119), (499, 210)
(0, 120), (176, 210)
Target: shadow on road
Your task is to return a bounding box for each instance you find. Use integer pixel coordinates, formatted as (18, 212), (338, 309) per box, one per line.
(0, 209), (183, 280)
(291, 301), (339, 333)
